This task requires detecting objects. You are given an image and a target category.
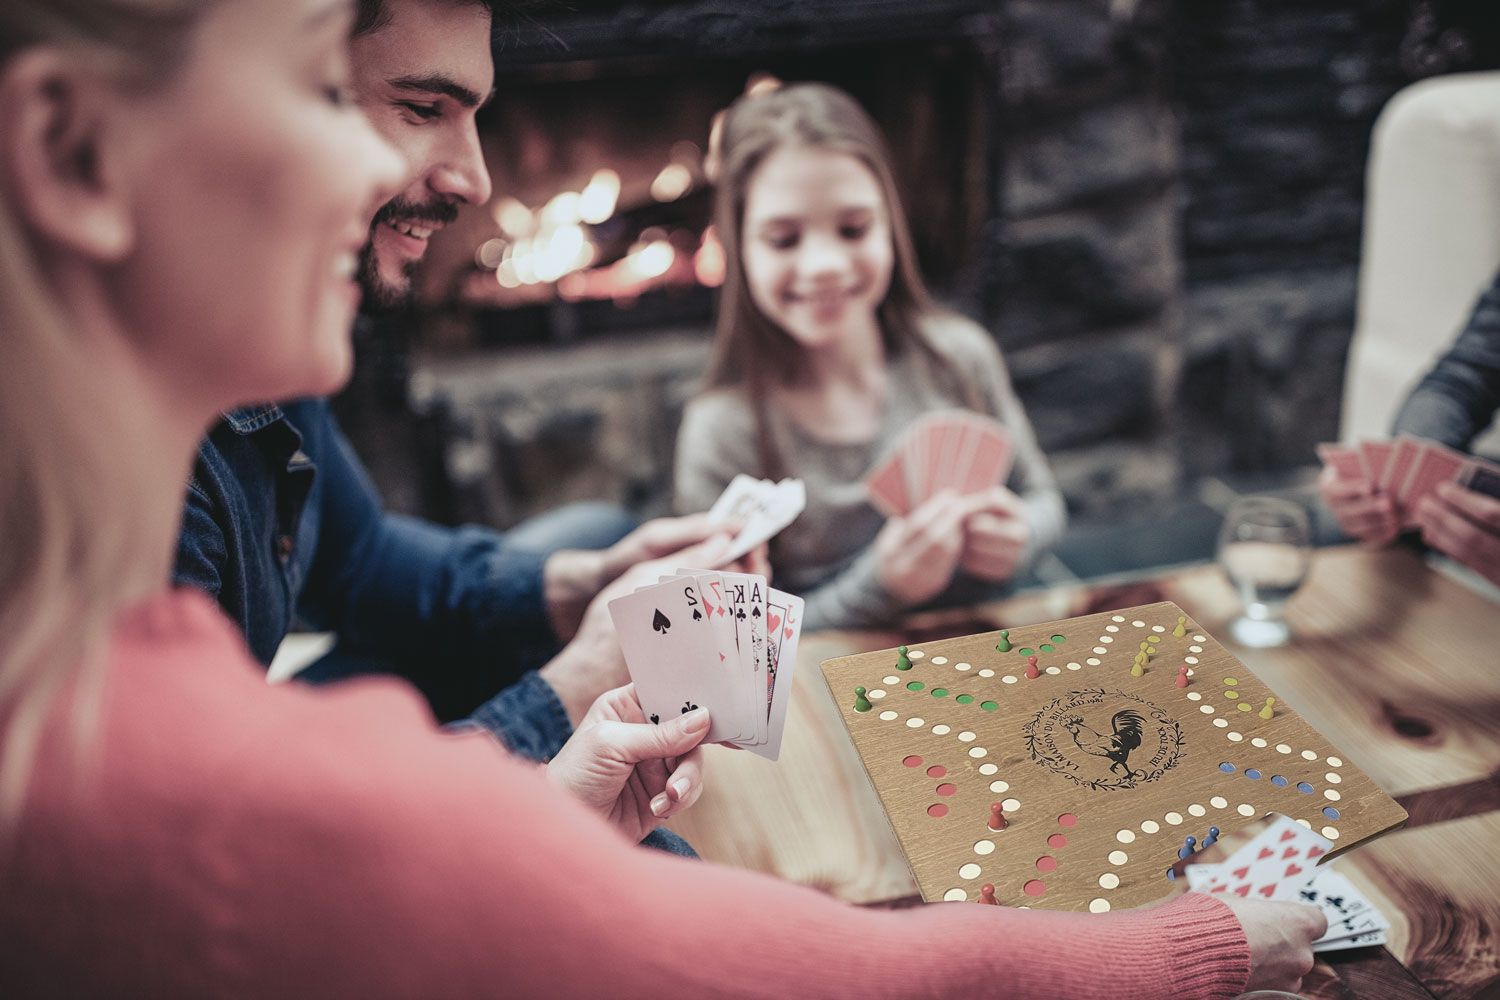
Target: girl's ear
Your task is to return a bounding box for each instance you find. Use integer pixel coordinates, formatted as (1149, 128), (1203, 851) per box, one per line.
(1, 49), (133, 262)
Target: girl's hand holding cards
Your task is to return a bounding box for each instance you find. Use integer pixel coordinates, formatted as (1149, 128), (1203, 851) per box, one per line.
(959, 487), (1031, 583)
(546, 684), (709, 844)
(873, 491), (974, 605)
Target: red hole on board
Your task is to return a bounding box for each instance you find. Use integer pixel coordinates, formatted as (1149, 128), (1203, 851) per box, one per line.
(903, 755), (923, 768)
(927, 803), (949, 818)
(1036, 856), (1058, 873)
(1048, 833), (1068, 849)
(926, 765), (947, 778)
(1058, 813), (1078, 828)
(1023, 879), (1047, 897)
(936, 783), (958, 797)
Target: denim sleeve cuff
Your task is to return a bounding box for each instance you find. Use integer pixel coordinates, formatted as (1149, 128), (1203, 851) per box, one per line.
(462, 669), (574, 762)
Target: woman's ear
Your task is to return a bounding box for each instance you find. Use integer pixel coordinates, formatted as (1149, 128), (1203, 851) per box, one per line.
(1, 49), (133, 262)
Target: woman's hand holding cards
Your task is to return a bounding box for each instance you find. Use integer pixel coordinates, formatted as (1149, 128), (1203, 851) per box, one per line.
(1219, 898), (1327, 995)
(958, 487), (1030, 583)
(546, 684), (709, 843)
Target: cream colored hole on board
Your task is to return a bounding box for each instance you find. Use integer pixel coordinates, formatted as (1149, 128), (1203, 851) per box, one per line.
(868, 689), (886, 700)
(1001, 798), (1021, 812)
(1086, 658), (1102, 666)
(959, 863), (982, 880)
(1237, 803), (1256, 817)
(990, 780), (1010, 794)
(958, 731), (976, 742)
(1098, 873), (1121, 889)
(1164, 812), (1183, 825)
(943, 888), (967, 901)
(1187, 692), (1202, 701)
(1188, 804), (1206, 817)
(883, 675), (900, 685)
(978, 669), (995, 678)
(932, 724), (952, 735)
(969, 747), (988, 759)
(1089, 898), (1111, 913)
(1108, 850), (1128, 865)
(1322, 826), (1340, 840)
(955, 662), (973, 672)
(1140, 820), (1160, 834)
(906, 717), (925, 728)
(931, 656), (948, 665)
(979, 762), (998, 775)
(1325, 772), (1341, 784)
(1116, 829), (1136, 844)
(974, 840), (996, 856)
(1210, 796), (1228, 809)
(1328, 756), (1343, 767)
(908, 650), (926, 660)
(1213, 719), (1229, 728)
(1302, 750), (1318, 761)
(879, 710), (898, 720)
(1003, 676), (1019, 685)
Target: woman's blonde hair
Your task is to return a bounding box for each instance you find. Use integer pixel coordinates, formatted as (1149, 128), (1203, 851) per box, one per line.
(702, 81), (985, 480)
(0, 0), (215, 821)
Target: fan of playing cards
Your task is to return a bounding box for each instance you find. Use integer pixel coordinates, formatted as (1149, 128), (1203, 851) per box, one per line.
(707, 474), (806, 562)
(1319, 434), (1500, 527)
(608, 569), (803, 761)
(866, 410), (1014, 517)
(1185, 815), (1390, 953)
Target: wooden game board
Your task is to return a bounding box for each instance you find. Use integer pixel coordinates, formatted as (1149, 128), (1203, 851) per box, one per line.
(820, 601), (1407, 913)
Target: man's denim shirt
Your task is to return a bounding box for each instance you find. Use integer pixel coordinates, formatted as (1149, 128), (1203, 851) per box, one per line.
(173, 398), (574, 760)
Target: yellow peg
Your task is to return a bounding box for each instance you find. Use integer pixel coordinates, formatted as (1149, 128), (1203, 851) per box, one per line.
(1259, 697), (1275, 720)
(1130, 660), (1144, 678)
(1173, 615), (1187, 638)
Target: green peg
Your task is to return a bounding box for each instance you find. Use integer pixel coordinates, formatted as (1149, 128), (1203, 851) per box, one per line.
(854, 686), (872, 712)
(896, 645), (912, 670)
(996, 629), (1011, 653)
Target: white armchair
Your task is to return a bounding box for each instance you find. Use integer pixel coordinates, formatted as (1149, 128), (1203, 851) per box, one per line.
(1341, 70), (1500, 454)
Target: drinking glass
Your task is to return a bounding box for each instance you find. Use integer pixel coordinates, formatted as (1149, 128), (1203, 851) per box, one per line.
(1217, 497), (1311, 648)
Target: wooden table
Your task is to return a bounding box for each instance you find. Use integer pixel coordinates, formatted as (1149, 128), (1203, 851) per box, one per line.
(666, 546), (1500, 999)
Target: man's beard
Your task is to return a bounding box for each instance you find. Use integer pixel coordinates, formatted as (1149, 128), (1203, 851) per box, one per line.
(356, 194), (461, 308)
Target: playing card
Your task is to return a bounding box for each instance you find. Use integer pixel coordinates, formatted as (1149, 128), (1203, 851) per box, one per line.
(900, 414), (939, 507)
(607, 578), (753, 744)
(715, 569), (769, 746)
(749, 588), (804, 761)
(1297, 868), (1390, 945)
(707, 476), (806, 562)
(865, 448), (910, 517)
(1196, 815), (1330, 901)
(1398, 439), (1471, 525)
(691, 571), (753, 735)
(1359, 440), (1395, 487)
(961, 421), (1014, 496)
(1314, 928), (1387, 953)
(1460, 460), (1500, 500)
(1380, 435), (1422, 500)
(1316, 442), (1365, 482)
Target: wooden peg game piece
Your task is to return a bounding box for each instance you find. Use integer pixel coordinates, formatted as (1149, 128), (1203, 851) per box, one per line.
(1130, 660), (1144, 678)
(1025, 655), (1040, 679)
(996, 629), (1011, 653)
(1138, 640), (1150, 654)
(1259, 697), (1275, 720)
(896, 645), (912, 671)
(1202, 826), (1220, 849)
(1177, 835), (1197, 860)
(854, 686), (872, 713)
(988, 802), (1008, 832)
(978, 884), (998, 905)
(1173, 615), (1187, 637)
(1175, 664), (1190, 688)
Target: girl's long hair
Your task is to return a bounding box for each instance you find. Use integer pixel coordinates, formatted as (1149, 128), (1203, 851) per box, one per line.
(0, 0), (214, 821)
(703, 81), (985, 479)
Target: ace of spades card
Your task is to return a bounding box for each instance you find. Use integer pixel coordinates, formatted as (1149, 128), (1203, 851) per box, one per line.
(607, 578), (754, 744)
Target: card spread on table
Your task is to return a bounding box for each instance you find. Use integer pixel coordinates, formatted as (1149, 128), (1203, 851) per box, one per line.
(866, 410), (1014, 517)
(1184, 814), (1388, 953)
(1318, 435), (1492, 524)
(609, 569), (801, 761)
(706, 474), (806, 561)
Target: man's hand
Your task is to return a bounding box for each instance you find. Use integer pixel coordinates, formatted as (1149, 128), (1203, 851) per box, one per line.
(546, 685), (708, 844)
(544, 514), (722, 642)
(958, 487), (1030, 584)
(539, 532), (735, 726)
(1316, 465), (1398, 546)
(1414, 480), (1500, 587)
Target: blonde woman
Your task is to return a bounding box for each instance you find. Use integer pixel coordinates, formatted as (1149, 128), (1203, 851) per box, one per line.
(0, 1), (1323, 994)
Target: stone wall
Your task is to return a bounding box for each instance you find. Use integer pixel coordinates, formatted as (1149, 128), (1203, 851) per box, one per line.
(342, 0), (1495, 529)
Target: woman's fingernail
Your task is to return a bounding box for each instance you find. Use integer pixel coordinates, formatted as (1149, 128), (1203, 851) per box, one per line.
(650, 793), (670, 817)
(679, 707), (710, 732)
(672, 777), (691, 799)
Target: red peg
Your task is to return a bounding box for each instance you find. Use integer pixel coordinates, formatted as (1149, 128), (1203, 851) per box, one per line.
(978, 884), (998, 905)
(1176, 664), (1190, 689)
(988, 802), (1008, 832)
(1025, 655), (1040, 679)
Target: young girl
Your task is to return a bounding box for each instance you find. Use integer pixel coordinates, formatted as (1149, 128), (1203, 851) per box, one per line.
(676, 82), (1067, 629)
(0, 3), (1317, 993)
